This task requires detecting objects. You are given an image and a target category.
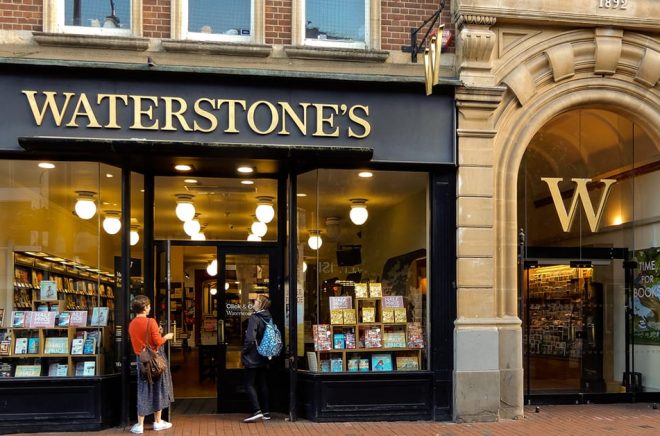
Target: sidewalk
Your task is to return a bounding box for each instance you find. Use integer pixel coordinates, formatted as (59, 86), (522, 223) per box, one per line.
(21, 403), (659, 436)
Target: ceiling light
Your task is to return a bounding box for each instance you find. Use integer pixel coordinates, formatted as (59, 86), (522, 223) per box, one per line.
(255, 196), (275, 223)
(207, 259), (218, 276)
(303, 261), (307, 273)
(308, 230), (323, 250)
(251, 219), (267, 238)
(184, 179), (198, 184)
(175, 164), (192, 172)
(38, 162), (55, 169)
(102, 210), (122, 235)
(191, 232), (206, 241)
(225, 282), (230, 291)
(349, 198), (368, 225)
(247, 232), (262, 242)
(210, 287), (217, 296)
(358, 171), (373, 178)
(130, 225), (140, 246)
(183, 214), (201, 237)
(241, 180), (254, 185)
(175, 194), (196, 222)
(74, 191), (97, 220)
(297, 193), (307, 197)
(325, 217), (341, 241)
(237, 166), (254, 174)
(105, 173), (114, 178)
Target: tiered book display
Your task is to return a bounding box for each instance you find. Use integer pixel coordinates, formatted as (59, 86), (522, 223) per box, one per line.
(0, 251), (112, 378)
(311, 282), (424, 372)
(525, 266), (592, 358)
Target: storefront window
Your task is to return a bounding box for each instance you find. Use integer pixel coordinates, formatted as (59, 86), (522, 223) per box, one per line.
(303, 0), (369, 48)
(186, 0), (253, 41)
(299, 169), (428, 372)
(63, 0), (132, 34)
(519, 109), (659, 394)
(0, 160), (121, 377)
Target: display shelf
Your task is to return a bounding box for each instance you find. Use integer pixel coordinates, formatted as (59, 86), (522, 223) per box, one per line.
(312, 293), (424, 373)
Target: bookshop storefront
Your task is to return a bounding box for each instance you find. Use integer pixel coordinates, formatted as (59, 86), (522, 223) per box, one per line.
(0, 61), (456, 432)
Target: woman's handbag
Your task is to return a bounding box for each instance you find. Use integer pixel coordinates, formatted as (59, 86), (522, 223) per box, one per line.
(139, 320), (167, 383)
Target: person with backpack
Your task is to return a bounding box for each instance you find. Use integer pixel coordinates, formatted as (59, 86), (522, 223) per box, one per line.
(241, 294), (275, 422)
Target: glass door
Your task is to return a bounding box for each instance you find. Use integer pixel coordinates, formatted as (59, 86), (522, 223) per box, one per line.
(216, 246), (280, 412)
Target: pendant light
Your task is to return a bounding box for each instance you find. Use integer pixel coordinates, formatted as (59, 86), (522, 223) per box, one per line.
(255, 196), (275, 223)
(175, 194), (196, 222)
(308, 230), (323, 250)
(102, 210), (121, 235)
(247, 232), (262, 242)
(207, 259), (218, 276)
(251, 219), (267, 238)
(349, 198), (368, 225)
(130, 225), (140, 246)
(183, 214), (201, 237)
(191, 231), (206, 241)
(75, 191), (97, 220)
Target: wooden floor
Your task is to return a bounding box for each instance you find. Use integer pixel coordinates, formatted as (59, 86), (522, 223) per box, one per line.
(170, 347), (217, 399)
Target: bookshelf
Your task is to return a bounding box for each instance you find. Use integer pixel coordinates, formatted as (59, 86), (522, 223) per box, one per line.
(311, 286), (424, 372)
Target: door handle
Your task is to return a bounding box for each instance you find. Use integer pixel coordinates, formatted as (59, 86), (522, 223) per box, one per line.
(218, 319), (225, 344)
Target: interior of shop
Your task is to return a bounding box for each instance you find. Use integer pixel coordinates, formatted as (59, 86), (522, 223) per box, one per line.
(518, 108), (659, 395)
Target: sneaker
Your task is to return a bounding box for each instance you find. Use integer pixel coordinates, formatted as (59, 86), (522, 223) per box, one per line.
(129, 423), (143, 434)
(262, 413), (271, 420)
(153, 420), (173, 431)
(243, 411), (263, 423)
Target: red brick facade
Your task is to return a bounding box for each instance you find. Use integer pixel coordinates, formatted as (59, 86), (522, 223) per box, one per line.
(265, 0), (292, 46)
(143, 0), (170, 39)
(0, 0), (41, 31)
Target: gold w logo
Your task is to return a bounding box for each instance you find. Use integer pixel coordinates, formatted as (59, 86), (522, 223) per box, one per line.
(540, 178), (616, 233)
(424, 25), (443, 96)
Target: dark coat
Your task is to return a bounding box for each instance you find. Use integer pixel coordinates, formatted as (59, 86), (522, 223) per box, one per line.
(241, 309), (272, 368)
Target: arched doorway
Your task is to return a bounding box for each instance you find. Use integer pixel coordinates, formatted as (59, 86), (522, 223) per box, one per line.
(517, 108), (659, 395)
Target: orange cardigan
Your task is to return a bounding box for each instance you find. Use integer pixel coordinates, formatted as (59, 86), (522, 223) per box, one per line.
(128, 317), (166, 355)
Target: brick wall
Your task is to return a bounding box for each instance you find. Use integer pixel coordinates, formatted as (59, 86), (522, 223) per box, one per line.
(382, 1), (454, 53)
(265, 0), (292, 45)
(0, 0), (41, 31)
(143, 0), (170, 39)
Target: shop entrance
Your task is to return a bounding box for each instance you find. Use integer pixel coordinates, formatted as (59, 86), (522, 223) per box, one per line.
(154, 241), (280, 414)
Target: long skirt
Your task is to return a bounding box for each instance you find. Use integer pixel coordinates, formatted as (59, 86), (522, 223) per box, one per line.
(136, 349), (174, 417)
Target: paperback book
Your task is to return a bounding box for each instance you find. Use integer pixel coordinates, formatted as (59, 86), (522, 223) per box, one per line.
(57, 311), (71, 327)
(83, 337), (96, 355)
(371, 353), (393, 371)
(312, 324), (332, 351)
(27, 337), (40, 354)
(395, 355), (419, 371)
(14, 364), (41, 377)
(71, 338), (84, 355)
(40, 280), (58, 301)
(14, 337), (28, 354)
(47, 363), (69, 377)
(90, 307), (109, 327)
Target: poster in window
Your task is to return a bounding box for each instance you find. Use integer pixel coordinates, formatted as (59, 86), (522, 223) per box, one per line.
(633, 248), (660, 346)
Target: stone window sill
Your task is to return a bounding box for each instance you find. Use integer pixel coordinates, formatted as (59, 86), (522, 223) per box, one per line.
(284, 46), (389, 63)
(161, 40), (272, 57)
(32, 32), (149, 51)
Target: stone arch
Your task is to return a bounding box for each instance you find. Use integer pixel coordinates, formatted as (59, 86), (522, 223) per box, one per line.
(493, 77), (660, 318)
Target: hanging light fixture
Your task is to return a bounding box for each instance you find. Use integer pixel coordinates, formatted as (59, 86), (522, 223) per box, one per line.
(191, 231), (206, 241)
(325, 216), (341, 241)
(303, 261), (308, 272)
(130, 225), (140, 246)
(247, 232), (262, 242)
(207, 259), (218, 276)
(74, 191), (97, 220)
(349, 198), (369, 225)
(255, 196), (275, 223)
(102, 210), (121, 235)
(183, 214), (201, 237)
(210, 287), (218, 296)
(251, 219), (267, 238)
(175, 194), (195, 222)
(308, 230), (323, 250)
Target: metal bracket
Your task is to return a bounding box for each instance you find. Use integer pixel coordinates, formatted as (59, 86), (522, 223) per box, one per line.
(400, 1), (446, 63)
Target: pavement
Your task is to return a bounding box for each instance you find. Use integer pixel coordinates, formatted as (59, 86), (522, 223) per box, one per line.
(19, 403), (659, 436)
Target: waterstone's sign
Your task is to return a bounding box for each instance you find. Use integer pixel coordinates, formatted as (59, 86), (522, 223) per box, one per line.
(0, 66), (455, 164)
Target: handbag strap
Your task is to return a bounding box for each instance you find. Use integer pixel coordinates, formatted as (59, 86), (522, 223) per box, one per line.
(143, 318), (154, 350)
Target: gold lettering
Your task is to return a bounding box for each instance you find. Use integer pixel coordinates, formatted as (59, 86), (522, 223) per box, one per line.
(347, 105), (371, 139)
(247, 101), (279, 135)
(129, 95), (159, 130)
(278, 102), (309, 135)
(312, 103), (340, 137)
(22, 90), (75, 126)
(162, 96), (192, 131)
(66, 93), (101, 128)
(541, 177), (617, 233)
(193, 98), (218, 133)
(97, 94), (128, 129)
(217, 99), (247, 133)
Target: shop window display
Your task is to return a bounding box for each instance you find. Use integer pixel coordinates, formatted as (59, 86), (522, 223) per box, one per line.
(519, 109), (659, 394)
(0, 160), (124, 378)
(298, 169), (428, 372)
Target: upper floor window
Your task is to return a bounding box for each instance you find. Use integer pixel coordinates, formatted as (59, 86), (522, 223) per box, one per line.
(44, 0), (139, 36)
(302, 0), (369, 49)
(177, 0), (256, 42)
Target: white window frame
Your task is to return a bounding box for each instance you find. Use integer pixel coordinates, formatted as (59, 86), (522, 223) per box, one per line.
(294, 0), (376, 49)
(43, 0), (141, 36)
(172, 0), (263, 44)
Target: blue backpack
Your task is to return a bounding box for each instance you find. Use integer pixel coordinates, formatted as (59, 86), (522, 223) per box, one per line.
(257, 319), (283, 359)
